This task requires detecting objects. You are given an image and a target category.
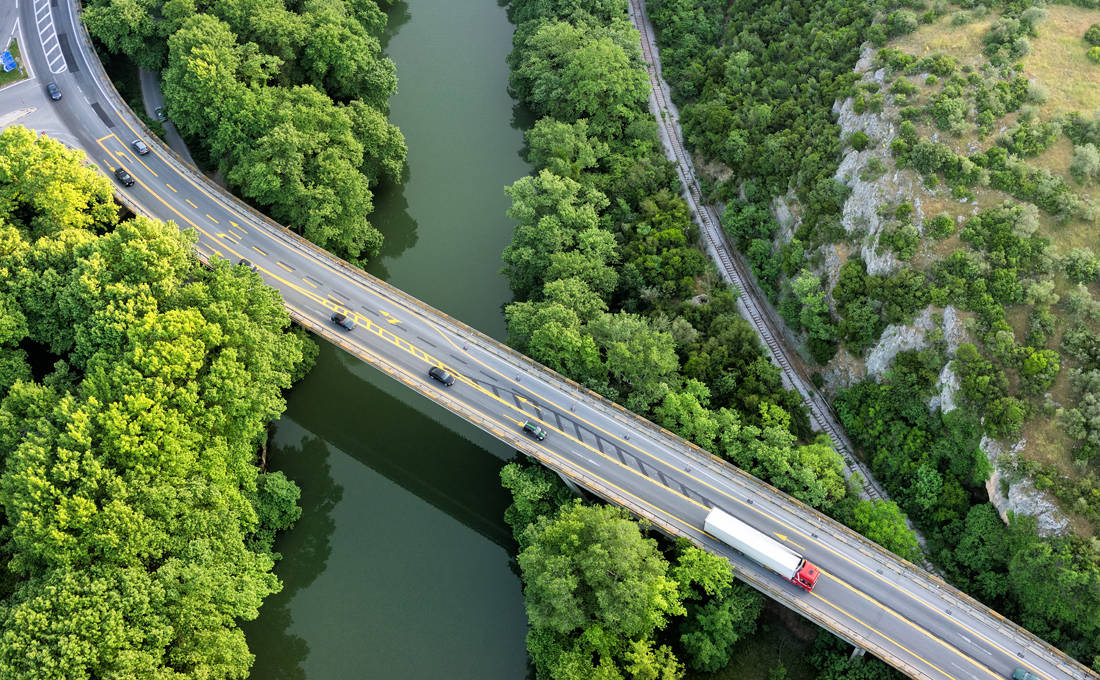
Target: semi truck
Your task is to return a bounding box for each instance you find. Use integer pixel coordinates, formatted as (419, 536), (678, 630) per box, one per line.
(704, 507), (820, 592)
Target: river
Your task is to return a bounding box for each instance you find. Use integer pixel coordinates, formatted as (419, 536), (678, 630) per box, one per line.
(242, 1), (534, 677)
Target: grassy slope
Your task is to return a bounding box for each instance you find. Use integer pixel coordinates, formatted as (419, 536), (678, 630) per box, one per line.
(855, 3), (1100, 534)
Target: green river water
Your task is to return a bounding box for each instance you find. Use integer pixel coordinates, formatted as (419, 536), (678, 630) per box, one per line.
(242, 1), (535, 677)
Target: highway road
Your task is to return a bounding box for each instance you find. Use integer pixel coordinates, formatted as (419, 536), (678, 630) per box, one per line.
(0, 2), (1095, 680)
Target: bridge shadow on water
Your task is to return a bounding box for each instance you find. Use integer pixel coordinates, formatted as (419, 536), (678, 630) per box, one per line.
(244, 343), (526, 678)
(298, 344), (518, 550)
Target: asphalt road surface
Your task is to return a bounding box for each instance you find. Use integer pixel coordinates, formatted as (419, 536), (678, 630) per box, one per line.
(0, 3), (1095, 680)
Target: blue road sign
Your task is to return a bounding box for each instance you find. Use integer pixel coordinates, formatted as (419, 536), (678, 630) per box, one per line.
(0, 51), (16, 73)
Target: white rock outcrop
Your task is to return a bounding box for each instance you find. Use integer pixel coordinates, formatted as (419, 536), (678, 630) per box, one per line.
(982, 436), (1069, 536)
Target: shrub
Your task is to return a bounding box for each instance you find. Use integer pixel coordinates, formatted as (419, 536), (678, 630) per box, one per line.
(1070, 143), (1100, 184)
(891, 77), (919, 96)
(850, 130), (870, 151)
(1084, 23), (1100, 46)
(1089, 46), (1100, 64)
(1019, 7), (1047, 33)
(927, 213), (955, 240)
(1063, 247), (1100, 283)
(861, 156), (887, 181)
(887, 10), (920, 37)
(1025, 81), (1049, 104)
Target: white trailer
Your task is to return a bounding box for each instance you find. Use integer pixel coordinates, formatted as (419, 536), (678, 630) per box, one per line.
(704, 507), (820, 591)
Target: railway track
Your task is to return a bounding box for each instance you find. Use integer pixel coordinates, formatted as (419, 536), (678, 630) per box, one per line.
(626, 0), (893, 507)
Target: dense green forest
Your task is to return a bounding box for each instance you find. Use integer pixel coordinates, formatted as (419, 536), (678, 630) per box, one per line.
(498, 1), (920, 678)
(0, 127), (310, 678)
(82, 0), (407, 263)
(648, 0), (1100, 670)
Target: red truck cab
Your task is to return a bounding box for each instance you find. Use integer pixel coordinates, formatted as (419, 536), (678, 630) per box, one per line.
(790, 560), (820, 591)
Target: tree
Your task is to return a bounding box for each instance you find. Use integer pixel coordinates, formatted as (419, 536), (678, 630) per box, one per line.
(843, 499), (921, 562)
(1019, 348), (1061, 394)
(1086, 24), (1100, 47)
(502, 169), (611, 299)
(589, 311), (679, 412)
(0, 138), (308, 679)
(949, 504), (1011, 601)
(249, 470), (303, 558)
(526, 117), (609, 180)
(0, 127), (118, 239)
(500, 461), (575, 546)
(671, 544), (763, 673)
(83, 0), (166, 70)
(1070, 144), (1100, 184)
(791, 270), (835, 343)
(518, 502), (685, 679)
(510, 20), (650, 139)
(1063, 247), (1100, 283)
(299, 0), (397, 106)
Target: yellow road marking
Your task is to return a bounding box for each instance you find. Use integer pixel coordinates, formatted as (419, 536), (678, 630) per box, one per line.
(185, 198), (198, 208)
(98, 108), (1044, 680)
(166, 183), (177, 192)
(206, 214), (219, 224)
(252, 246), (267, 256)
(811, 590), (959, 680)
(302, 278), (318, 288)
(775, 533), (805, 551)
(278, 306), (699, 541)
(129, 151), (157, 177)
(277, 261), (293, 272)
(417, 320), (1012, 680)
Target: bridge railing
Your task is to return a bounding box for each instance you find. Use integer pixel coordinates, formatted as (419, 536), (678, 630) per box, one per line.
(68, 3), (1096, 678)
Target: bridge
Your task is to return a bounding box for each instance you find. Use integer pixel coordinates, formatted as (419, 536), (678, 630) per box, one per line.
(0, 3), (1095, 680)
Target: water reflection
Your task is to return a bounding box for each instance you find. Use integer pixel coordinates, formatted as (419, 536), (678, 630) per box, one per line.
(244, 428), (343, 680)
(246, 0), (535, 676)
(367, 178), (419, 282)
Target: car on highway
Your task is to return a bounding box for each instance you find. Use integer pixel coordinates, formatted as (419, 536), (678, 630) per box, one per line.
(1011, 669), (1038, 680)
(132, 139), (150, 155)
(330, 311), (355, 331)
(428, 366), (455, 386)
(113, 167), (134, 187)
(46, 82), (61, 101)
(522, 421), (547, 441)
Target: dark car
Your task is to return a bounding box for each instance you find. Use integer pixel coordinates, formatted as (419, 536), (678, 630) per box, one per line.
(428, 366), (455, 386)
(131, 139), (150, 155)
(330, 311), (355, 331)
(154, 106), (167, 121)
(113, 167), (134, 187)
(1011, 669), (1038, 680)
(237, 258), (257, 272)
(522, 421), (547, 441)
(46, 82), (61, 101)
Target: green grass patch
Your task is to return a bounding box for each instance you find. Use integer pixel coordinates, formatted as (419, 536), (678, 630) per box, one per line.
(1023, 5), (1100, 116)
(0, 37), (28, 88)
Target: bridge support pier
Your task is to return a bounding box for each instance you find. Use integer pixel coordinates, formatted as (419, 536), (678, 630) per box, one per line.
(556, 471), (586, 498)
(849, 646), (867, 662)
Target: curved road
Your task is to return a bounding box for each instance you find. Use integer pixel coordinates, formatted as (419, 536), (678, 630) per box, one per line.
(0, 3), (1094, 680)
